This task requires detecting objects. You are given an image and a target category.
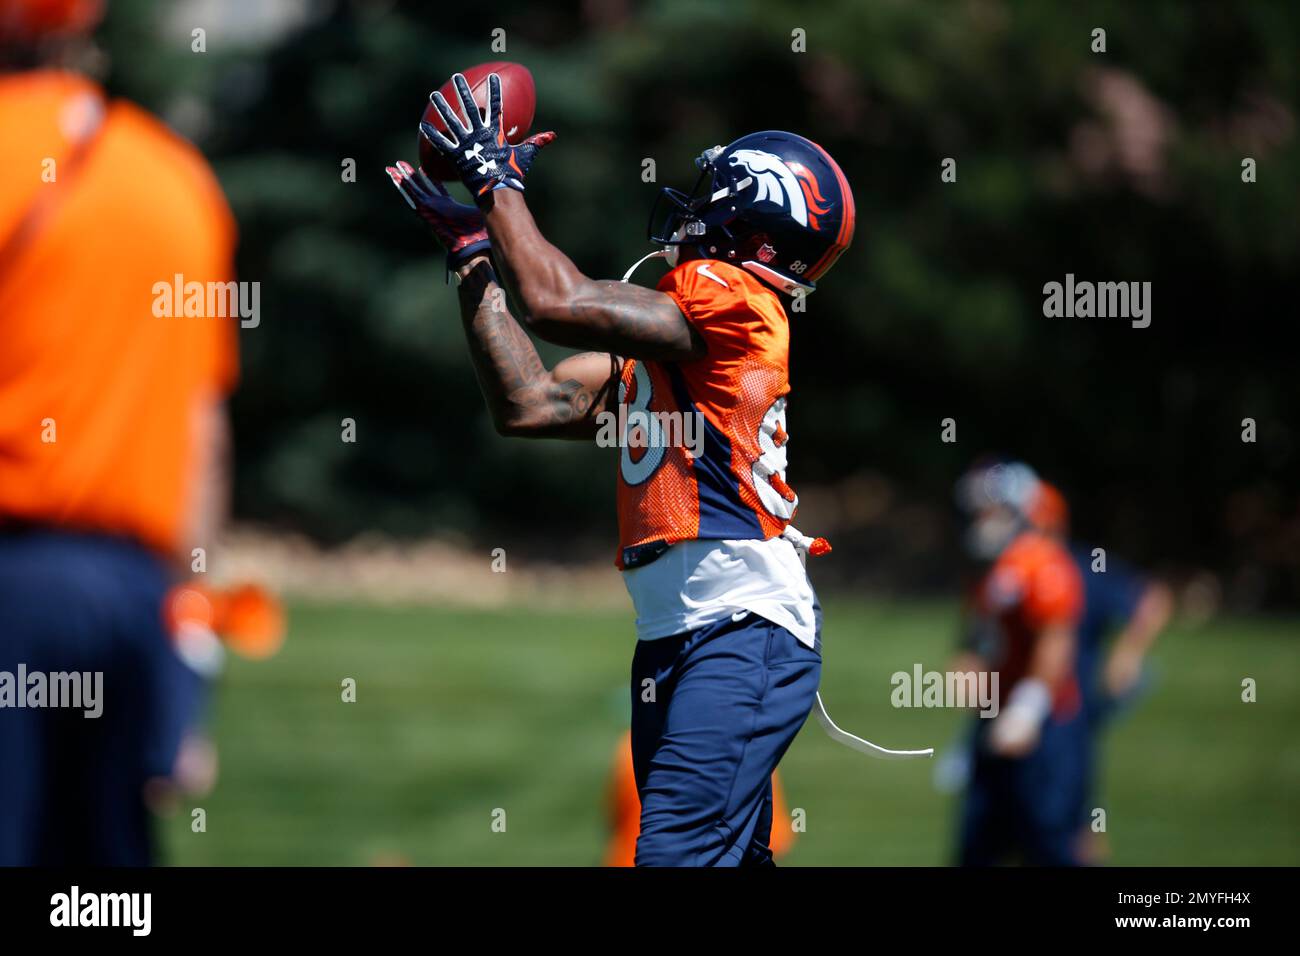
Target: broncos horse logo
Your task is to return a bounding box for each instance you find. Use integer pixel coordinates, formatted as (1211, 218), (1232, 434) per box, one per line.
(729, 149), (831, 231)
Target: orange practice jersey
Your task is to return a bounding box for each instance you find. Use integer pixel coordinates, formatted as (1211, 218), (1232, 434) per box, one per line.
(976, 530), (1084, 718)
(0, 70), (238, 557)
(615, 260), (798, 569)
(604, 729), (794, 866)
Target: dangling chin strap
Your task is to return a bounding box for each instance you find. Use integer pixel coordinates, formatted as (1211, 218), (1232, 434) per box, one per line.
(620, 249), (670, 283)
(814, 694), (935, 760)
(783, 525), (934, 761)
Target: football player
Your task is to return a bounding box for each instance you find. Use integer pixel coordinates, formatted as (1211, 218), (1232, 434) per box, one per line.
(387, 73), (854, 865)
(950, 461), (1086, 866)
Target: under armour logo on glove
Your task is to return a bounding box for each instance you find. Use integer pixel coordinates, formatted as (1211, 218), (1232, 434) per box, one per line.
(464, 143), (495, 174)
(420, 72), (556, 201)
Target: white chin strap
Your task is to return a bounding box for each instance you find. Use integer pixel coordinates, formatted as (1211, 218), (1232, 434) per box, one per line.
(620, 249), (671, 283)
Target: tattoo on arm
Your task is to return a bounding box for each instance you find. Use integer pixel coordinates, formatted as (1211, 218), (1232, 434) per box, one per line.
(482, 190), (704, 362)
(559, 280), (704, 361)
(456, 260), (620, 438)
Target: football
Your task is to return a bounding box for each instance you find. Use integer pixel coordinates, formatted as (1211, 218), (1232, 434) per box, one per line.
(418, 61), (536, 181)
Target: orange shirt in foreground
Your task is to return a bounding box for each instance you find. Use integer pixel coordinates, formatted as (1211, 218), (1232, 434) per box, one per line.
(0, 69), (237, 558)
(604, 728), (795, 866)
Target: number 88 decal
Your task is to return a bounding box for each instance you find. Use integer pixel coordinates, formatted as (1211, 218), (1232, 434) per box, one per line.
(752, 396), (797, 519)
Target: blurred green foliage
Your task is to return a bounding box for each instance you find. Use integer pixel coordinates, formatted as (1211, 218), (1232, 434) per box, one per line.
(99, 0), (1298, 602)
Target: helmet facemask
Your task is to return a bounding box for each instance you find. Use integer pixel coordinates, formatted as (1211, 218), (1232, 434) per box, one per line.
(648, 145), (747, 258)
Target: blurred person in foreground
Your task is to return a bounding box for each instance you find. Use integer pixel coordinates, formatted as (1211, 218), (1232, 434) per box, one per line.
(0, 0), (239, 864)
(1028, 482), (1173, 863)
(949, 461), (1085, 866)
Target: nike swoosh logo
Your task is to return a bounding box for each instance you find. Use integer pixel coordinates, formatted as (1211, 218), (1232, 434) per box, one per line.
(697, 263), (729, 288)
(732, 610), (751, 622)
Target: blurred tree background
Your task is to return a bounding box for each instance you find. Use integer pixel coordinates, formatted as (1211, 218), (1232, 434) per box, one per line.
(95, 0), (1297, 605)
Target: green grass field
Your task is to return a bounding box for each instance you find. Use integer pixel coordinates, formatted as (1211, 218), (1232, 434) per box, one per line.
(162, 597), (1300, 865)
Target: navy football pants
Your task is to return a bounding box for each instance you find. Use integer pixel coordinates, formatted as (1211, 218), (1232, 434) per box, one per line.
(0, 530), (202, 865)
(630, 611), (820, 866)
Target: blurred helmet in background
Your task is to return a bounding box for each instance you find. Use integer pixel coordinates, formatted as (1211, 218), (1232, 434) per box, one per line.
(955, 459), (1042, 561)
(648, 130), (855, 296)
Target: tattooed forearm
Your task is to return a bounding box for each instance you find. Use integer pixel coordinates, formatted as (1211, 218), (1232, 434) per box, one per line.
(557, 280), (705, 360)
(482, 190), (704, 362)
(458, 261), (545, 401)
(455, 258), (619, 439)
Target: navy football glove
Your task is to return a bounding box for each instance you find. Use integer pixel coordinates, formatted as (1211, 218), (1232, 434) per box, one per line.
(419, 72), (556, 201)
(385, 160), (491, 270)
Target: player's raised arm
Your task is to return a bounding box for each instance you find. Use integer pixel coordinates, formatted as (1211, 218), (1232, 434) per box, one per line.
(455, 257), (620, 438)
(385, 161), (618, 439)
(485, 190), (704, 361)
(420, 73), (705, 363)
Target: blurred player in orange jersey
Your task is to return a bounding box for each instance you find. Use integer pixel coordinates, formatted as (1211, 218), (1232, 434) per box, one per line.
(950, 461), (1086, 866)
(0, 0), (240, 864)
(603, 729), (796, 866)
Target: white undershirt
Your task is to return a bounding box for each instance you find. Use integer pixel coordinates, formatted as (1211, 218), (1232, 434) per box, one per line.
(621, 536), (819, 649)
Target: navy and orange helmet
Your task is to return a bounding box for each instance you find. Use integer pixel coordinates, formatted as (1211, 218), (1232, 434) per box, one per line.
(648, 130), (855, 296)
